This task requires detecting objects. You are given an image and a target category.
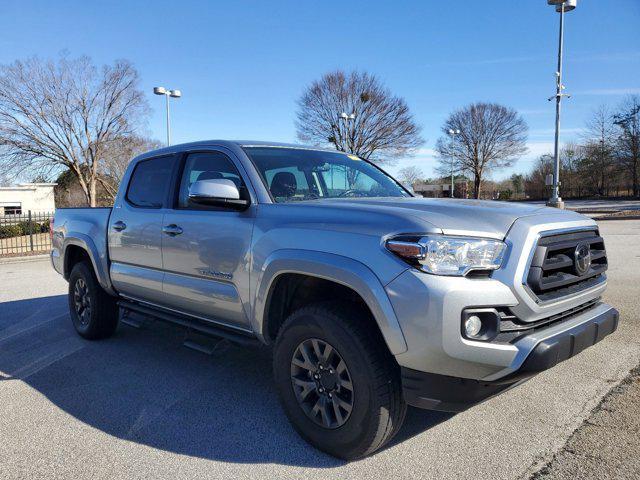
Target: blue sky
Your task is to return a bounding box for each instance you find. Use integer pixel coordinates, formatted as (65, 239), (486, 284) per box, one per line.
(2, 0), (639, 180)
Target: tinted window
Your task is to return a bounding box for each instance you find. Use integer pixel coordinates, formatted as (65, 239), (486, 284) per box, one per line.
(243, 147), (410, 202)
(126, 156), (174, 208)
(177, 152), (245, 208)
(265, 166), (315, 200)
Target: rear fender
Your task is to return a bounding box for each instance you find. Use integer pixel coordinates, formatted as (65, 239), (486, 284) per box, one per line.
(63, 233), (115, 295)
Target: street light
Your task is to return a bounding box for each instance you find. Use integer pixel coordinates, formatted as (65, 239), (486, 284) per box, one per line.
(153, 86), (182, 146)
(447, 129), (461, 198)
(546, 0), (577, 209)
(338, 112), (357, 190)
(339, 112), (356, 153)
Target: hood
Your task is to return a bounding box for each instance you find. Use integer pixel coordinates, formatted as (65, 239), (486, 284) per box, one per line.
(296, 197), (585, 239)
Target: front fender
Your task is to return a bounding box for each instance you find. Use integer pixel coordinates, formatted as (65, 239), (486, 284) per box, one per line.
(253, 249), (408, 355)
(63, 233), (115, 295)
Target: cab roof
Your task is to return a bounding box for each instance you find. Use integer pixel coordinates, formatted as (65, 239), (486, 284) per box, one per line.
(135, 140), (338, 161)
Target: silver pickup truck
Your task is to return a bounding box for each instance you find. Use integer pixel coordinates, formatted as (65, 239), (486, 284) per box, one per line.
(51, 140), (619, 459)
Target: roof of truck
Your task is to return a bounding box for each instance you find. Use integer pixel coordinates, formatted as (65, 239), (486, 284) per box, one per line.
(135, 140), (338, 160)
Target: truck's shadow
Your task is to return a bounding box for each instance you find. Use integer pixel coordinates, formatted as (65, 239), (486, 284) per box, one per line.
(0, 295), (452, 467)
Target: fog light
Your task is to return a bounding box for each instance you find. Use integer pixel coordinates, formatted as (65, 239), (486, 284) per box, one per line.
(464, 315), (483, 338)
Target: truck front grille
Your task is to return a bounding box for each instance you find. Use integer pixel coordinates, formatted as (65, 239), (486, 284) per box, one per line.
(526, 229), (608, 302)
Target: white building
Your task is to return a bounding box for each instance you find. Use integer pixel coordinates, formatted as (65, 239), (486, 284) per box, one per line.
(0, 183), (57, 215)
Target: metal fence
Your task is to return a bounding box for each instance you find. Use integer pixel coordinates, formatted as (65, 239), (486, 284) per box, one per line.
(0, 211), (54, 257)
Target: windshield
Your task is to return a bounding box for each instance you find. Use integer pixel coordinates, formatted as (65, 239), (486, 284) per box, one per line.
(243, 147), (411, 203)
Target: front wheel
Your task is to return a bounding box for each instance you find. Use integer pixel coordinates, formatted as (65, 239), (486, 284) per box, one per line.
(68, 261), (119, 339)
(273, 302), (406, 460)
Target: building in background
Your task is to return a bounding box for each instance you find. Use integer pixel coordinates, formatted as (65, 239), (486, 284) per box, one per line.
(413, 180), (469, 198)
(0, 183), (57, 215)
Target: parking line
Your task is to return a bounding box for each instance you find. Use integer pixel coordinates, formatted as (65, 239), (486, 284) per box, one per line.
(0, 312), (68, 344)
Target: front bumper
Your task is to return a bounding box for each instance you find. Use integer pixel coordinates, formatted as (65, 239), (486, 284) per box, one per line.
(386, 262), (611, 380)
(401, 305), (619, 412)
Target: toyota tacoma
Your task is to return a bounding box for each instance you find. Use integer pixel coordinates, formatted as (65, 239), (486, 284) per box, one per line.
(51, 141), (619, 459)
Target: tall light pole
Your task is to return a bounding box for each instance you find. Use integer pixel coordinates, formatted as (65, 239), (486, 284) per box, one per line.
(153, 86), (182, 146)
(339, 112), (356, 189)
(447, 128), (460, 198)
(546, 0), (577, 209)
(339, 112), (356, 153)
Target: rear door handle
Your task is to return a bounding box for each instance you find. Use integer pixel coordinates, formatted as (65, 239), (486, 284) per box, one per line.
(162, 224), (183, 236)
(112, 221), (127, 232)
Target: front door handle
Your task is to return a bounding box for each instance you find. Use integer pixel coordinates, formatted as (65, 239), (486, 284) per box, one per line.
(112, 221), (127, 232)
(162, 224), (183, 236)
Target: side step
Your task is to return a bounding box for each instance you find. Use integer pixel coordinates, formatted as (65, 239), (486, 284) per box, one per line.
(183, 331), (226, 355)
(120, 309), (148, 329)
(117, 300), (261, 348)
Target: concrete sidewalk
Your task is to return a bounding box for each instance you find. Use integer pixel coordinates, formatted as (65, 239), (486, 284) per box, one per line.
(0, 253), (49, 264)
(532, 367), (640, 480)
(526, 199), (640, 213)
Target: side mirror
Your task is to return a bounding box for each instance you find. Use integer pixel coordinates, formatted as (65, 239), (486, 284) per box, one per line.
(188, 179), (249, 210)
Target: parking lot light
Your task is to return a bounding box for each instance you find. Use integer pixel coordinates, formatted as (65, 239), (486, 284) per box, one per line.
(339, 112), (356, 153)
(447, 129), (461, 198)
(154, 86), (182, 146)
(546, 0), (577, 209)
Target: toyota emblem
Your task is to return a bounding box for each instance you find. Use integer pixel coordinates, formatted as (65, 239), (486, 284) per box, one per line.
(574, 243), (592, 276)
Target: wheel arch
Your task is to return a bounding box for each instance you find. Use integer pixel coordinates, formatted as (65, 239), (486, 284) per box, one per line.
(253, 249), (408, 355)
(62, 234), (115, 295)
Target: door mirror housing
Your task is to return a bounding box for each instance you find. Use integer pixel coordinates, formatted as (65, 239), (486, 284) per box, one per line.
(188, 179), (249, 210)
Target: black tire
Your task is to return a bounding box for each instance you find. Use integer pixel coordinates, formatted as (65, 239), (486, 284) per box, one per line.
(68, 261), (119, 339)
(273, 302), (406, 460)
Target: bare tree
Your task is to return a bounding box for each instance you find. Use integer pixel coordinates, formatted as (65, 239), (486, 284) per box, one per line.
(556, 142), (580, 194)
(0, 54), (149, 206)
(296, 70), (423, 165)
(581, 105), (618, 196)
(613, 96), (640, 197)
(523, 99), (640, 199)
(510, 173), (525, 197)
(524, 154), (554, 199)
(397, 165), (424, 187)
(53, 169), (96, 208)
(435, 102), (528, 198)
(98, 135), (162, 202)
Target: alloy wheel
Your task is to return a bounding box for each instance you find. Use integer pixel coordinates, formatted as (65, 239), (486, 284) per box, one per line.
(73, 278), (92, 326)
(290, 338), (354, 429)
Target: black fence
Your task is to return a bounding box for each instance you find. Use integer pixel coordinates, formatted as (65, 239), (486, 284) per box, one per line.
(0, 211), (54, 257)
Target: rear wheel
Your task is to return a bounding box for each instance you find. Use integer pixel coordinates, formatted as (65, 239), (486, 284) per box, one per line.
(68, 261), (119, 339)
(273, 302), (406, 460)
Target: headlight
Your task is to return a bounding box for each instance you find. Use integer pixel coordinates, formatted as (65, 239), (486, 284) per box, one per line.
(386, 235), (506, 276)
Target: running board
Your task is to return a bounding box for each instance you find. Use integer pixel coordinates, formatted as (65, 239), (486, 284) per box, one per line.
(183, 331), (226, 355)
(117, 300), (260, 348)
(120, 309), (148, 329)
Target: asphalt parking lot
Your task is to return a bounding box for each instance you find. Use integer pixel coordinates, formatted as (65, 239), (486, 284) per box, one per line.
(1, 220), (639, 480)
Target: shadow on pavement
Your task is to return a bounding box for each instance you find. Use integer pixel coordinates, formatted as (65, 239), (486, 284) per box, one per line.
(0, 295), (451, 467)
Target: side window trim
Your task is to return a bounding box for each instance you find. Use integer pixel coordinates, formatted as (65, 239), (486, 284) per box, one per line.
(170, 152), (189, 209)
(173, 149), (250, 211)
(198, 146), (258, 203)
(125, 154), (176, 209)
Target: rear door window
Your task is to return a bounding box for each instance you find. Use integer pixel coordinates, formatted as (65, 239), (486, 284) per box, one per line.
(126, 156), (174, 208)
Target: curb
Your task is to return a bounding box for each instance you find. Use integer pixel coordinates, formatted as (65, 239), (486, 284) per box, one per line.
(593, 215), (640, 221)
(0, 254), (50, 265)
